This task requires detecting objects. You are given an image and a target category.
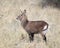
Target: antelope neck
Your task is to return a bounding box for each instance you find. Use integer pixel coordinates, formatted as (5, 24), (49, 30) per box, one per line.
(21, 19), (28, 28)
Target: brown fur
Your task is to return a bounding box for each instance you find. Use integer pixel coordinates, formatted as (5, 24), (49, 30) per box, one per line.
(16, 10), (49, 42)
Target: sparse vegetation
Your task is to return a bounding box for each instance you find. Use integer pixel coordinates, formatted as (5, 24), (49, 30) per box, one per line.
(0, 0), (60, 48)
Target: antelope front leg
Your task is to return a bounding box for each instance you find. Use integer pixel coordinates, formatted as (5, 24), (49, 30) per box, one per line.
(28, 33), (34, 42)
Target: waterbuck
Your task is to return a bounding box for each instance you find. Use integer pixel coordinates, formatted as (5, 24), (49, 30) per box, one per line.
(16, 9), (49, 42)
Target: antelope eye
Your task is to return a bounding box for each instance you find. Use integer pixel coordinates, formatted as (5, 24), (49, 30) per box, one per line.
(20, 14), (22, 16)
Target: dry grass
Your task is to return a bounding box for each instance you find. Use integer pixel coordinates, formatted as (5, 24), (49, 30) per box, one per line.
(0, 0), (60, 48)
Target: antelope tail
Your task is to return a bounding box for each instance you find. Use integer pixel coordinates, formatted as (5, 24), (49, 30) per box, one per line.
(43, 24), (48, 31)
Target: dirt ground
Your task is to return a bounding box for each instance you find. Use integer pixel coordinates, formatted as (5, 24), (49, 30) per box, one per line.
(0, 0), (60, 48)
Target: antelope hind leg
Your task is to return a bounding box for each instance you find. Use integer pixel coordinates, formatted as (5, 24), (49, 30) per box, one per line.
(41, 32), (47, 42)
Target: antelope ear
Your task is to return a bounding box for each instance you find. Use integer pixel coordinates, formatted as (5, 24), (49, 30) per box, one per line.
(24, 9), (26, 13)
(20, 9), (22, 13)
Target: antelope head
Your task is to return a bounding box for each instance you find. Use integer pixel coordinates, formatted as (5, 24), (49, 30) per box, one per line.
(16, 9), (27, 21)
